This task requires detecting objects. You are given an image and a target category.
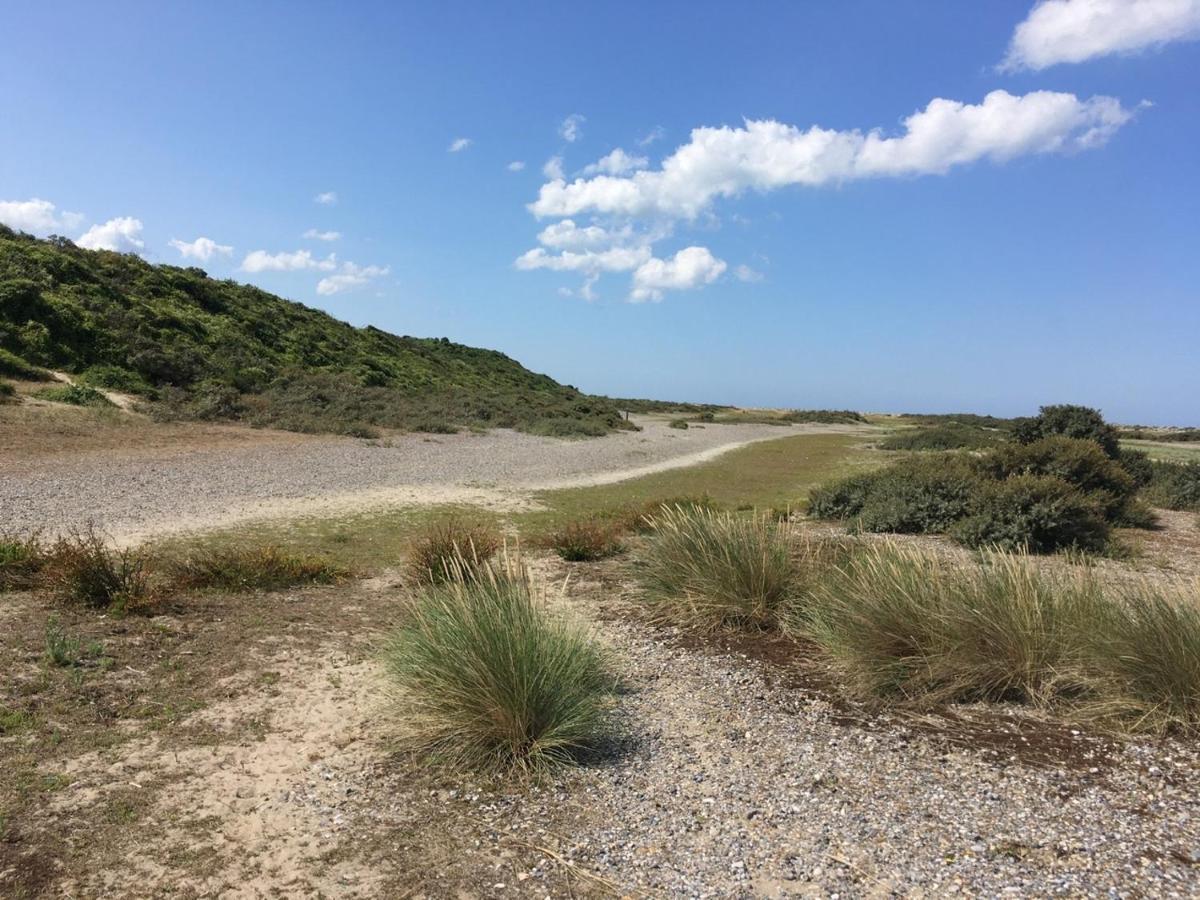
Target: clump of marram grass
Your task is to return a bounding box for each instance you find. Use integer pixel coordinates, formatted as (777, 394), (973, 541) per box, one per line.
(794, 544), (1100, 705)
(405, 516), (501, 585)
(635, 504), (835, 631)
(41, 527), (157, 612)
(545, 519), (626, 562)
(171, 545), (347, 591)
(382, 554), (614, 773)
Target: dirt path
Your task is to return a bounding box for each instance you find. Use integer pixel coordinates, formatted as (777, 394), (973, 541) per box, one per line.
(1, 416), (873, 542)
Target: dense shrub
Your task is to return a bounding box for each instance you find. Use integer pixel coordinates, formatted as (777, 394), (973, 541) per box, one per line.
(545, 519), (625, 562)
(635, 505), (833, 631)
(974, 436), (1135, 521)
(0, 347), (50, 381)
(34, 384), (114, 407)
(951, 475), (1109, 553)
(1144, 461), (1200, 512)
(171, 545), (347, 591)
(382, 557), (613, 772)
(405, 517), (501, 585)
(80, 364), (152, 395)
(797, 545), (1101, 705)
(1012, 404), (1120, 458)
(879, 424), (1004, 452)
(1118, 448), (1154, 488)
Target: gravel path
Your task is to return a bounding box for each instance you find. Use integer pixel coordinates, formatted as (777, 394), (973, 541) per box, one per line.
(0, 418), (864, 541)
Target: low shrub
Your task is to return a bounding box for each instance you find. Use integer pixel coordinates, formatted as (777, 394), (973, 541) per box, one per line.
(0, 348), (50, 381)
(546, 519), (625, 562)
(636, 504), (834, 631)
(810, 456), (980, 534)
(1118, 448), (1154, 489)
(41, 528), (156, 611)
(1144, 461), (1200, 512)
(879, 424), (1003, 452)
(406, 516), (501, 585)
(1012, 404), (1120, 458)
(171, 545), (347, 591)
(951, 475), (1109, 553)
(34, 384), (114, 408)
(668, 418), (689, 430)
(382, 556), (613, 772)
(798, 544), (1100, 705)
(0, 532), (48, 590)
(80, 364), (152, 395)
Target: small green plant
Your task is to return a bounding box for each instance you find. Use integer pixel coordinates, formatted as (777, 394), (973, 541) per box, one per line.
(171, 545), (347, 591)
(546, 519), (625, 562)
(405, 516), (501, 585)
(42, 527), (156, 611)
(668, 418), (689, 430)
(636, 505), (827, 631)
(34, 383), (114, 407)
(44, 618), (83, 667)
(382, 555), (613, 772)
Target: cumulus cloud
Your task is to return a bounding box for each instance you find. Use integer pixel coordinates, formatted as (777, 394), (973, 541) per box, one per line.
(448, 137), (473, 153)
(1002, 0), (1200, 70)
(241, 249), (337, 273)
(316, 261), (390, 296)
(507, 160), (526, 172)
(530, 91), (1135, 220)
(579, 148), (650, 177)
(630, 247), (726, 303)
(303, 228), (341, 241)
(734, 264), (764, 283)
(314, 191), (338, 205)
(535, 219), (635, 250)
(542, 156), (565, 180)
(559, 113), (586, 143)
(169, 236), (233, 262)
(0, 198), (85, 234)
(514, 245), (652, 274)
(77, 217), (145, 253)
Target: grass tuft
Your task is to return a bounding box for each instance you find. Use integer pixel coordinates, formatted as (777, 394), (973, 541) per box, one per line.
(0, 532), (48, 590)
(405, 516), (501, 585)
(545, 518), (626, 562)
(171, 545), (348, 591)
(40, 528), (157, 611)
(382, 554), (613, 773)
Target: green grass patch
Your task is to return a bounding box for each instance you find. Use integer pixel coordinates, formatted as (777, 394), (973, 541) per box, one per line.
(382, 556), (614, 773)
(33, 384), (114, 407)
(1124, 439), (1200, 465)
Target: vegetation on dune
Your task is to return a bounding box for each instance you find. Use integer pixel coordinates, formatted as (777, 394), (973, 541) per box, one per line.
(0, 533), (47, 590)
(544, 518), (626, 562)
(879, 423), (1005, 452)
(405, 516), (501, 585)
(39, 528), (157, 612)
(34, 383), (114, 407)
(382, 555), (613, 772)
(170, 545), (347, 591)
(1012, 403), (1121, 458)
(0, 226), (632, 436)
(0, 379), (14, 402)
(1144, 461), (1200, 512)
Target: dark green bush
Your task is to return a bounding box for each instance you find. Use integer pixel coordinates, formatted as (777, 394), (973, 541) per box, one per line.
(1145, 461), (1200, 512)
(34, 384), (114, 407)
(810, 456), (980, 534)
(1012, 404), (1120, 458)
(0, 347), (50, 381)
(80, 364), (152, 395)
(880, 424), (1004, 452)
(1118, 448), (1154, 488)
(951, 475), (1108, 553)
(807, 472), (881, 520)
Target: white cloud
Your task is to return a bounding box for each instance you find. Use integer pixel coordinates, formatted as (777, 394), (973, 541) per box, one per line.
(77, 217), (145, 253)
(507, 160), (526, 172)
(241, 249), (337, 273)
(579, 148), (650, 177)
(316, 261), (390, 296)
(314, 191), (338, 205)
(169, 236), (233, 262)
(530, 91), (1135, 220)
(536, 219), (635, 250)
(559, 113), (586, 143)
(734, 264), (764, 283)
(514, 245), (651, 274)
(448, 137), (473, 153)
(1002, 0), (1200, 70)
(303, 228), (341, 241)
(630, 247), (726, 303)
(0, 198), (85, 234)
(639, 125), (666, 147)
(542, 156), (565, 180)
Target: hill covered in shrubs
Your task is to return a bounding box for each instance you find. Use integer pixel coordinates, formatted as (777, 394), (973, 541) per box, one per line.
(0, 226), (632, 437)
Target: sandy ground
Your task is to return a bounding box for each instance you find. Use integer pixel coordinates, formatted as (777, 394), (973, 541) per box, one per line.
(0, 416), (871, 542)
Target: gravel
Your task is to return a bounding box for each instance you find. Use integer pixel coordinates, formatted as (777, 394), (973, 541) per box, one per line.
(0, 417), (843, 540)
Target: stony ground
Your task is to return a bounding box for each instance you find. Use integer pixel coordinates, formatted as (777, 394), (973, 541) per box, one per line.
(5, 548), (1198, 898)
(0, 414), (860, 542)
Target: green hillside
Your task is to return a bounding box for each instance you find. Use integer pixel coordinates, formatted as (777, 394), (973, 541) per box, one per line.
(0, 226), (631, 436)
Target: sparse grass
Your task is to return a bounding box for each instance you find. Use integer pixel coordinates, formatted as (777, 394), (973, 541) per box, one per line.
(635, 504), (832, 631)
(405, 516), (502, 585)
(40, 527), (156, 612)
(170, 545), (348, 591)
(0, 532), (48, 590)
(382, 554), (613, 773)
(544, 519), (626, 561)
(43, 618), (84, 667)
(34, 384), (114, 407)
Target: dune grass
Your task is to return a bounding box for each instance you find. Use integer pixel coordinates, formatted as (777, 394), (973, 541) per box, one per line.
(405, 516), (502, 585)
(544, 518), (626, 561)
(382, 554), (614, 773)
(171, 545), (348, 591)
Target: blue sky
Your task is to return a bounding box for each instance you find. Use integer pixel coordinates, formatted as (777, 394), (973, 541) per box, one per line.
(2, 1), (1198, 424)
